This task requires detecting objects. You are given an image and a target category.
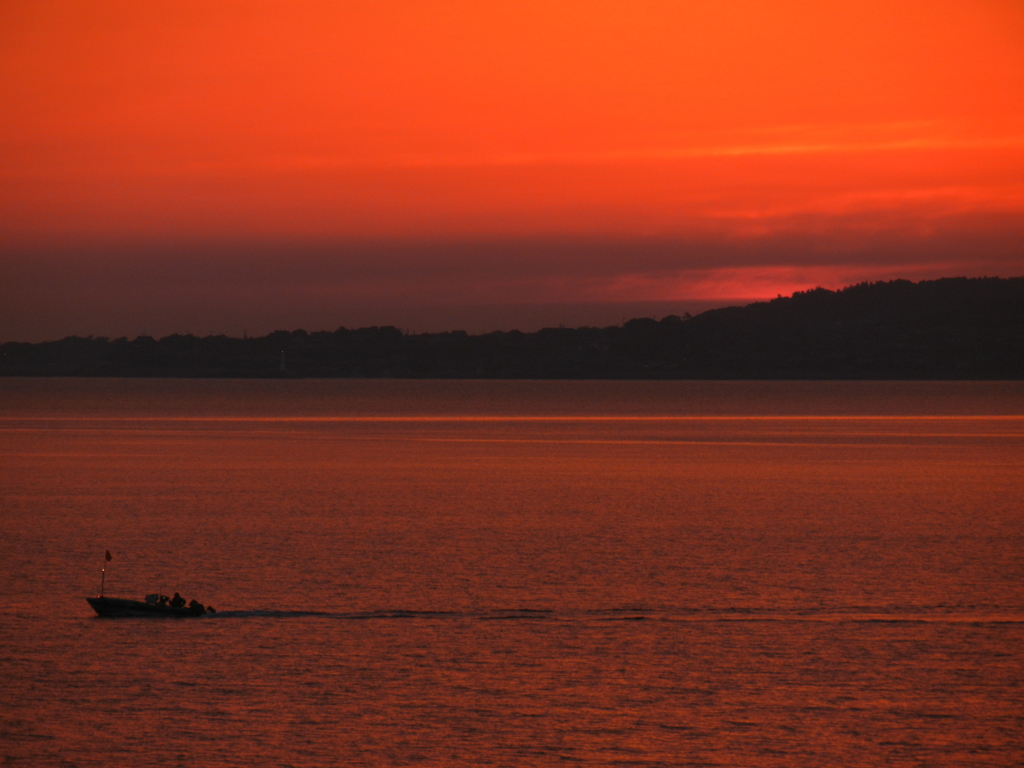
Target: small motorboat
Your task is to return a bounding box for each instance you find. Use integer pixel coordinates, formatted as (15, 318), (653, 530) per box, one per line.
(87, 552), (215, 617)
(87, 594), (212, 618)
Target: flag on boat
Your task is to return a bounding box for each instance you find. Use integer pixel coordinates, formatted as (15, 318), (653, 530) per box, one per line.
(105, 550), (112, 562)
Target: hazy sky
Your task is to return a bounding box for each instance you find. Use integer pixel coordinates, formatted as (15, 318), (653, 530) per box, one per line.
(2, 1), (1022, 340)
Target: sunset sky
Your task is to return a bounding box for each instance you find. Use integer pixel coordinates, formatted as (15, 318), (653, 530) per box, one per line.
(2, 0), (1023, 340)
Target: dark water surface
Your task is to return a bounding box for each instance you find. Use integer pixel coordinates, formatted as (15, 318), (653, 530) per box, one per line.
(2, 379), (1022, 767)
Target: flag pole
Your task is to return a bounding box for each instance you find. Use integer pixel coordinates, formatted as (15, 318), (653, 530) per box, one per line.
(100, 550), (112, 596)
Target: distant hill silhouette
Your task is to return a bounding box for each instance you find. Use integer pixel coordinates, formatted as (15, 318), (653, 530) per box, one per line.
(3, 277), (1023, 378)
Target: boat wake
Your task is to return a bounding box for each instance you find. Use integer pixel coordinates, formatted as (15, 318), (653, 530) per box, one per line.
(201, 607), (1024, 625)
(207, 608), (553, 621)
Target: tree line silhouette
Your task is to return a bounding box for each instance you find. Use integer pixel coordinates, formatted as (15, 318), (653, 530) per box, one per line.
(3, 278), (1022, 378)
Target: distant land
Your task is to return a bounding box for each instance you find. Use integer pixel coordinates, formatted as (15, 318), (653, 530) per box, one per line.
(3, 278), (1023, 379)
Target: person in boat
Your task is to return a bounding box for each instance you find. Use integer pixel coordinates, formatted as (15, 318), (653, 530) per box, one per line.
(170, 592), (186, 608)
(188, 599), (205, 615)
(158, 594), (169, 605)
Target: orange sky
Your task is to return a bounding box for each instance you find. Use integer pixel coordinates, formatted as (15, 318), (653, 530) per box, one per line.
(1, 1), (1023, 339)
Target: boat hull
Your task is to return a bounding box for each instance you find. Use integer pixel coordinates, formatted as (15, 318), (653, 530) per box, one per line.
(87, 596), (203, 618)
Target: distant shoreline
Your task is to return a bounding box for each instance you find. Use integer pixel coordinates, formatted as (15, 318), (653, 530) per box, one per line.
(3, 278), (1023, 380)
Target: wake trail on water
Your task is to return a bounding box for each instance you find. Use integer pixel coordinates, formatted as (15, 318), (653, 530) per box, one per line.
(207, 608), (554, 621)
(202, 607), (1024, 624)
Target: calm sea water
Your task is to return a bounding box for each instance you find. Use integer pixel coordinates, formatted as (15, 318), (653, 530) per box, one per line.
(1, 379), (1022, 767)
